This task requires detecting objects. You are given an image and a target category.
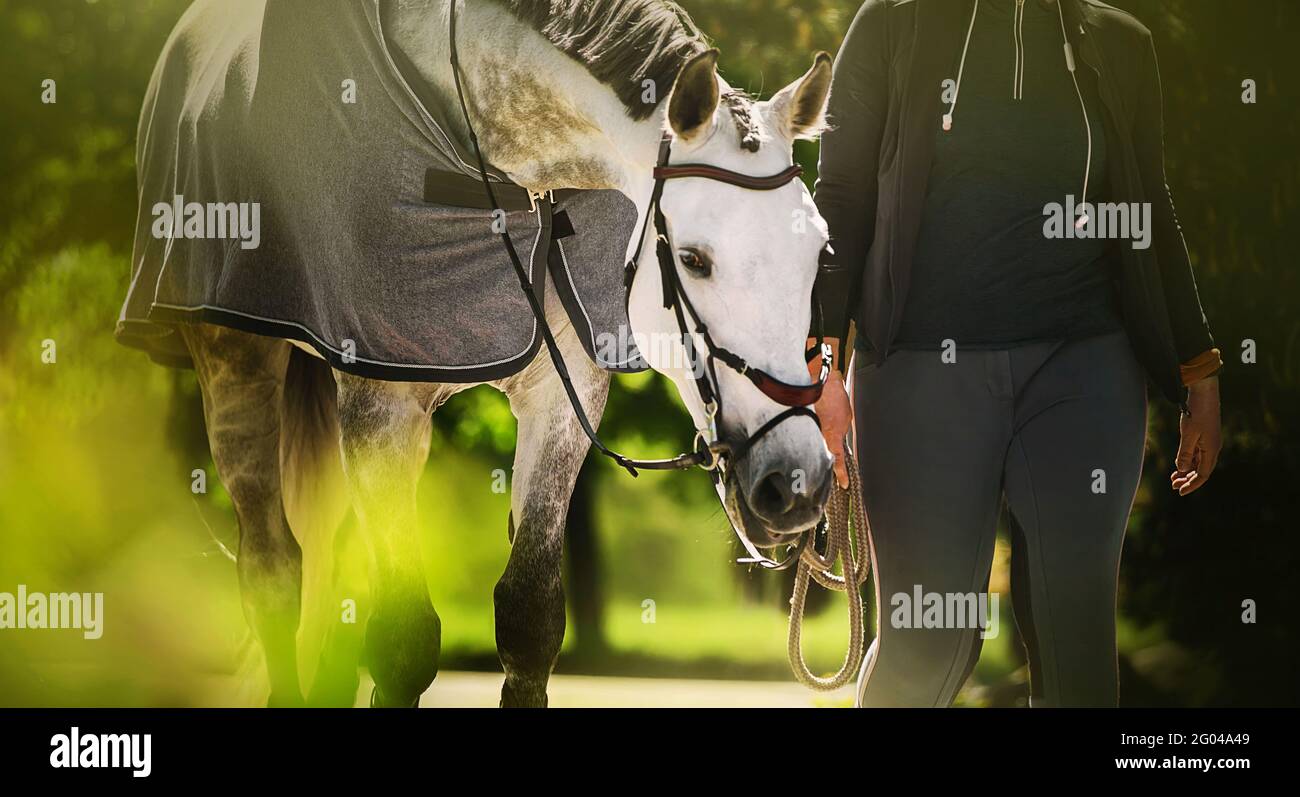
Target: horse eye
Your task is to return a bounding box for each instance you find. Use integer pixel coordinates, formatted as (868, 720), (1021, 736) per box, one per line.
(677, 248), (712, 277)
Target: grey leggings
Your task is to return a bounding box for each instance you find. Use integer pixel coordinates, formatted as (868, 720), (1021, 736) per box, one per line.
(852, 331), (1148, 707)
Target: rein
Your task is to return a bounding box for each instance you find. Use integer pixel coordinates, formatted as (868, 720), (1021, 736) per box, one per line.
(788, 441), (871, 691)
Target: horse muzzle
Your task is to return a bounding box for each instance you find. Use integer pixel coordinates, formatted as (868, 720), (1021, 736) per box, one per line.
(745, 464), (833, 537)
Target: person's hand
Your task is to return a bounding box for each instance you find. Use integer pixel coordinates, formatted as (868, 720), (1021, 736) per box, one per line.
(810, 338), (852, 489)
(1171, 375), (1221, 495)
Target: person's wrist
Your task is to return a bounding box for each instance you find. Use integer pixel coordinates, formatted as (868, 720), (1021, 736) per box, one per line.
(807, 336), (842, 370)
(1180, 348), (1222, 386)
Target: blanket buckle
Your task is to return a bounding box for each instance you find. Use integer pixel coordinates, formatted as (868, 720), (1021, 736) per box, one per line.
(527, 190), (554, 214)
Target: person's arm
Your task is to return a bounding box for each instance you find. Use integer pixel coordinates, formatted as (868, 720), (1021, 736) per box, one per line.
(809, 0), (890, 487)
(1132, 29), (1222, 494)
(1133, 30), (1219, 373)
(813, 0), (891, 355)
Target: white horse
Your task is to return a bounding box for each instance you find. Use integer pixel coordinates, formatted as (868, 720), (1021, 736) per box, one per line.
(172, 0), (834, 707)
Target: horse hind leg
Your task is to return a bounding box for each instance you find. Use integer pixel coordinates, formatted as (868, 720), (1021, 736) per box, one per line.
(182, 323), (303, 707)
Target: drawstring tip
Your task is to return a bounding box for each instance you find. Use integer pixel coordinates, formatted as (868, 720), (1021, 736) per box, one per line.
(942, 114), (953, 132)
(1074, 213), (1089, 230)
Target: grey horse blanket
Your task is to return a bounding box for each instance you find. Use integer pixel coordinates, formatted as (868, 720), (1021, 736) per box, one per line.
(117, 0), (646, 381)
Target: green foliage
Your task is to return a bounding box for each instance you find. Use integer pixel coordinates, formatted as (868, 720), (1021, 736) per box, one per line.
(1115, 0), (1300, 706)
(2, 244), (134, 420)
(0, 0), (191, 326)
(678, 0), (862, 183)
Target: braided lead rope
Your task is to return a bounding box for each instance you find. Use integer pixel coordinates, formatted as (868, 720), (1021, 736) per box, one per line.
(787, 444), (871, 691)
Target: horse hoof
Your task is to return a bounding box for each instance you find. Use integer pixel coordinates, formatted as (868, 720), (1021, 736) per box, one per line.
(370, 685), (420, 708)
(499, 682), (548, 708)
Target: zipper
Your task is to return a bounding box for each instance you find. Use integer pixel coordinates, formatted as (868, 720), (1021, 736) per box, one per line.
(1013, 0), (1026, 99)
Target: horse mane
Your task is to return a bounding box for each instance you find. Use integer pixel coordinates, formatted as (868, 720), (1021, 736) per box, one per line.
(491, 0), (709, 120)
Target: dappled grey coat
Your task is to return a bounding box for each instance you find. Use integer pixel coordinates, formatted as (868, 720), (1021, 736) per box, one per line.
(117, 0), (645, 381)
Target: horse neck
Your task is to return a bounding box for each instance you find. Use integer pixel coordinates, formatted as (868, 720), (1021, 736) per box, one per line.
(389, 0), (666, 197)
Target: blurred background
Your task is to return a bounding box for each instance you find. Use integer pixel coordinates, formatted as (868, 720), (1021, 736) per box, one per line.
(0, 0), (1296, 707)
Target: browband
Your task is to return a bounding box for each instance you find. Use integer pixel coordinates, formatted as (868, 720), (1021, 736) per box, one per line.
(653, 163), (805, 191)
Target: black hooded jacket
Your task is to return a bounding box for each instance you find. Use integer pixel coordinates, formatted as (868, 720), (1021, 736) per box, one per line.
(813, 0), (1217, 403)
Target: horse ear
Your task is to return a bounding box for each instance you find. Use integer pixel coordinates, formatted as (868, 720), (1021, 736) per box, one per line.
(766, 52), (833, 141)
(668, 49), (720, 142)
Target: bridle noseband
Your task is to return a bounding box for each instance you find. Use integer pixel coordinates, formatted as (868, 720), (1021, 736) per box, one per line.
(448, 3), (829, 569)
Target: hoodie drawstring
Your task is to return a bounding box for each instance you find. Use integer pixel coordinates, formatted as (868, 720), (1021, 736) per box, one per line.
(942, 0), (981, 132)
(1056, 0), (1093, 229)
(1013, 0), (1026, 99)
(942, 0), (1093, 231)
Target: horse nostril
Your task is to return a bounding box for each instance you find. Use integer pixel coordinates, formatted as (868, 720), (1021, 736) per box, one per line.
(752, 471), (796, 520)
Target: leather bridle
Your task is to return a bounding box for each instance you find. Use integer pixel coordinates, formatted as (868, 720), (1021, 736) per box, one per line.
(448, 3), (829, 568)
(624, 135), (831, 479)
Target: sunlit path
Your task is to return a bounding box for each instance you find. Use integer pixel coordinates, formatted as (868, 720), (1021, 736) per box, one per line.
(358, 671), (854, 709)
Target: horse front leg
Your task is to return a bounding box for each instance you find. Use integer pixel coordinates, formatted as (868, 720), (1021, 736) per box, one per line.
(496, 324), (611, 707)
